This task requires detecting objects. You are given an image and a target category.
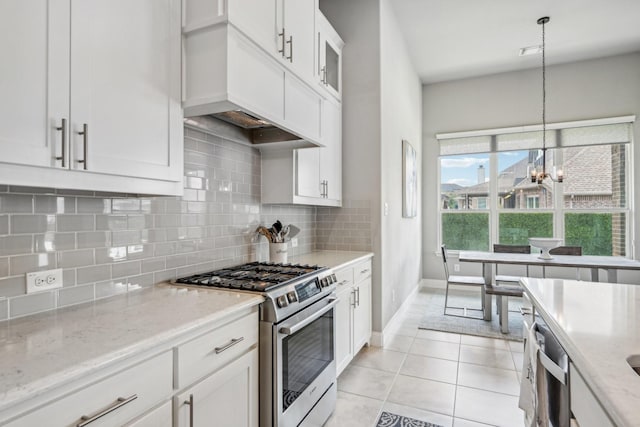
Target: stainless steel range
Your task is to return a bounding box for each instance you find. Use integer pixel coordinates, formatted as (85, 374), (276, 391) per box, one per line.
(174, 262), (338, 427)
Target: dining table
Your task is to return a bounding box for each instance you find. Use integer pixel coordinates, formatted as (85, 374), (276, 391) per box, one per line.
(458, 251), (640, 322)
(459, 251), (640, 284)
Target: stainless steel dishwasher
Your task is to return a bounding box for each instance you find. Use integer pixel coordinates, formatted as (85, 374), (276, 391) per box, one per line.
(520, 293), (571, 427)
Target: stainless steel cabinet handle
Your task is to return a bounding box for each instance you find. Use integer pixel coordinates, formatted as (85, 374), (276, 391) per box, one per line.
(183, 394), (194, 427)
(321, 66), (327, 85)
(278, 29), (286, 57)
(76, 394), (137, 427)
(356, 286), (360, 306)
(350, 290), (356, 308)
(214, 336), (244, 354)
(77, 123), (88, 170)
(55, 118), (67, 167)
(360, 269), (370, 274)
(286, 35), (293, 62)
(325, 180), (329, 198)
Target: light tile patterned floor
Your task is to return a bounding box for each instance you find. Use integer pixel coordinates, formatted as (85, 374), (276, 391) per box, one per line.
(324, 287), (524, 427)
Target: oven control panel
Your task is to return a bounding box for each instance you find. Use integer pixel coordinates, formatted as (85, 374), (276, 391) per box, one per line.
(264, 270), (337, 322)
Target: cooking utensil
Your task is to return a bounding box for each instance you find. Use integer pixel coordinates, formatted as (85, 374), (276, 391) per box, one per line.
(287, 225), (300, 239)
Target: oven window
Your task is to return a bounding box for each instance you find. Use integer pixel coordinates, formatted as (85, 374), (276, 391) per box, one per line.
(282, 308), (334, 411)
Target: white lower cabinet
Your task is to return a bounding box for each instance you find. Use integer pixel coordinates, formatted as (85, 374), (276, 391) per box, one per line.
(125, 401), (172, 427)
(5, 351), (173, 427)
(570, 362), (614, 427)
(2, 308), (259, 427)
(175, 348), (259, 427)
(335, 258), (372, 376)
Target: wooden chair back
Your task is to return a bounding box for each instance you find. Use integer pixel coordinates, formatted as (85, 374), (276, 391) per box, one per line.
(493, 244), (531, 254)
(550, 246), (582, 255)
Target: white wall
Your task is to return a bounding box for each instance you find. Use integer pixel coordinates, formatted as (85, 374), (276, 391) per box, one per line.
(321, 0), (422, 333)
(379, 0), (422, 327)
(422, 52), (640, 284)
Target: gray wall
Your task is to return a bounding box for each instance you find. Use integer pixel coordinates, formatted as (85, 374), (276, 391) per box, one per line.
(422, 52), (640, 283)
(0, 127), (317, 320)
(320, 0), (422, 334)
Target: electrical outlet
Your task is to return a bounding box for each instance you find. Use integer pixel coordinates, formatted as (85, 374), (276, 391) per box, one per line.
(291, 237), (298, 248)
(454, 264), (460, 272)
(26, 268), (63, 294)
(384, 202), (389, 216)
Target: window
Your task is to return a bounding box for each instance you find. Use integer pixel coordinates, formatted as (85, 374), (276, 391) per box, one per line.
(438, 118), (633, 255)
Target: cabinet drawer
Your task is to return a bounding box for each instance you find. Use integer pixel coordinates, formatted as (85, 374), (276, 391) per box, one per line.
(354, 260), (372, 284)
(334, 266), (353, 290)
(124, 400), (172, 427)
(176, 310), (259, 389)
(7, 351), (172, 427)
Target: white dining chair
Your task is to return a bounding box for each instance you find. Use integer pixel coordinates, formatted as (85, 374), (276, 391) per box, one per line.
(441, 245), (486, 319)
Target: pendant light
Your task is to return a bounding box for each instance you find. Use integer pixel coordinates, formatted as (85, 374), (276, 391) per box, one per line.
(529, 16), (564, 184)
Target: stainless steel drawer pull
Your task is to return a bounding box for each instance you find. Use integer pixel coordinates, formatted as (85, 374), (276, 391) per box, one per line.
(360, 269), (370, 274)
(286, 35), (293, 62)
(278, 29), (286, 56)
(184, 394), (194, 427)
(55, 118), (67, 167)
(77, 123), (88, 170)
(76, 394), (137, 427)
(214, 337), (244, 354)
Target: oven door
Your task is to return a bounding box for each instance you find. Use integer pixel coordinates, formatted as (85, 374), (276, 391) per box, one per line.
(274, 294), (337, 427)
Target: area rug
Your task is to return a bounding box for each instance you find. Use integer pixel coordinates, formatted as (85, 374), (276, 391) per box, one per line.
(376, 411), (443, 427)
(418, 288), (524, 341)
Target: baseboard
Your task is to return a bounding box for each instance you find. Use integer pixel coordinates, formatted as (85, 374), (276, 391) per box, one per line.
(421, 278), (445, 289)
(373, 281), (421, 347)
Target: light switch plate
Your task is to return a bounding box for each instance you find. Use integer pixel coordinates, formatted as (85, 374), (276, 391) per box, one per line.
(291, 238), (298, 248)
(26, 268), (63, 294)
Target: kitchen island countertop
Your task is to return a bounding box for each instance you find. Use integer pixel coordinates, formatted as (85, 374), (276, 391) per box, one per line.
(520, 277), (640, 427)
(0, 285), (263, 414)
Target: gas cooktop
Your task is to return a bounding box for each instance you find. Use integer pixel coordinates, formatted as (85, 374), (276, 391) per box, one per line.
(173, 262), (327, 292)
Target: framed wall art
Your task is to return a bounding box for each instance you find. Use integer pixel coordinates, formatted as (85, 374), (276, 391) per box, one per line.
(402, 139), (417, 218)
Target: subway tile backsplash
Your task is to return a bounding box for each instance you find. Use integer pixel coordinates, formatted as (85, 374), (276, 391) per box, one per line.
(0, 126), (324, 320)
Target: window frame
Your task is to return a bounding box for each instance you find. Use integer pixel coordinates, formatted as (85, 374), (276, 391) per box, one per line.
(437, 117), (635, 257)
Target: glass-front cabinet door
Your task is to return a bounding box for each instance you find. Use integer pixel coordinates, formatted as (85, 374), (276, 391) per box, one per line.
(317, 12), (343, 100)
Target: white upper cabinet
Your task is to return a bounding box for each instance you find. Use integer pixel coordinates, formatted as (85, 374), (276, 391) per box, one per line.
(276, 0), (316, 80)
(316, 13), (344, 100)
(319, 97), (342, 202)
(0, 0), (69, 168)
(70, 0), (183, 182)
(0, 0), (183, 195)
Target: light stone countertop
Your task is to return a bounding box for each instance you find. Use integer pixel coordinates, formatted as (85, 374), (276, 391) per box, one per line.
(520, 277), (640, 427)
(289, 250), (373, 270)
(0, 285), (263, 413)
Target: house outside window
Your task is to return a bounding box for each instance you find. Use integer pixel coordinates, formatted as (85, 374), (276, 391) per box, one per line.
(526, 196), (539, 209)
(438, 118), (633, 256)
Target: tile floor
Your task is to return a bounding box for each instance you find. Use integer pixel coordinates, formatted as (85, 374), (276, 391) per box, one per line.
(324, 287), (525, 427)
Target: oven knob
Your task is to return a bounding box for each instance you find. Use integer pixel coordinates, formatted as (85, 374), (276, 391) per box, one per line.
(287, 291), (297, 303)
(277, 295), (289, 308)
(321, 278), (328, 287)
(331, 274), (337, 283)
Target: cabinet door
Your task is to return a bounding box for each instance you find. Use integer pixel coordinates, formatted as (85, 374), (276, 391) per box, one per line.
(296, 148), (321, 198)
(228, 0), (278, 55)
(319, 99), (342, 202)
(277, 0), (315, 80)
(70, 0), (182, 181)
(284, 73), (322, 142)
(317, 14), (343, 100)
(0, 0), (69, 168)
(175, 348), (259, 427)
(352, 277), (372, 354)
(335, 286), (354, 376)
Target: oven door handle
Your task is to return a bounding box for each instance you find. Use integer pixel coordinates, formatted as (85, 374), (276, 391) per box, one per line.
(279, 298), (338, 335)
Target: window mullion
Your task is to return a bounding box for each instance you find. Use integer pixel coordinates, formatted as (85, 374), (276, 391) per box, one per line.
(490, 151), (498, 246)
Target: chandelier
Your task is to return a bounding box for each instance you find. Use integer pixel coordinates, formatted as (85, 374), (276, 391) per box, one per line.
(529, 17), (563, 184)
